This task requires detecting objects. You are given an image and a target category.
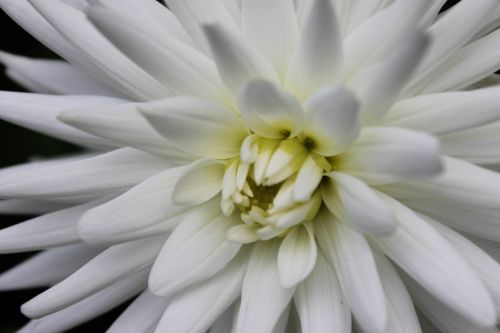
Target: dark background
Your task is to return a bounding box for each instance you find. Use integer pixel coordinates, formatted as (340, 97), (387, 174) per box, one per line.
(0, 0), (462, 332)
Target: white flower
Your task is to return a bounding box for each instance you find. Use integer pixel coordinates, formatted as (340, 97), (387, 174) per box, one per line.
(1, 0), (500, 332)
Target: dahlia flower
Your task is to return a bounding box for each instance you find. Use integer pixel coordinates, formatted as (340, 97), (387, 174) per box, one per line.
(1, 0), (500, 332)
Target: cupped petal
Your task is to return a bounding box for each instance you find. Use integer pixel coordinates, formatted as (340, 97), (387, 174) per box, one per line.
(384, 87), (500, 136)
(322, 172), (397, 236)
(235, 240), (295, 333)
(203, 24), (279, 92)
(293, 154), (324, 202)
(140, 96), (248, 159)
(22, 237), (164, 318)
(315, 209), (388, 333)
(373, 195), (497, 328)
(155, 249), (249, 333)
(238, 80), (305, 139)
(149, 207), (241, 296)
(277, 222), (317, 288)
(302, 85), (361, 156)
(172, 159), (225, 206)
(294, 251), (351, 333)
(338, 127), (443, 185)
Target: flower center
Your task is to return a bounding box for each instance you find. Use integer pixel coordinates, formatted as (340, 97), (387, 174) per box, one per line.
(222, 135), (330, 243)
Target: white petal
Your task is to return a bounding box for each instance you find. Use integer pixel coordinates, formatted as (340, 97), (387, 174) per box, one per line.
(29, 0), (170, 101)
(238, 80), (305, 139)
(323, 172), (397, 235)
(303, 85), (361, 156)
(0, 200), (102, 253)
(349, 31), (430, 125)
(22, 237), (164, 318)
(0, 245), (98, 291)
(78, 165), (189, 245)
(293, 155), (323, 202)
(140, 96), (248, 159)
(0, 52), (122, 96)
(277, 223), (317, 288)
(59, 103), (193, 162)
(373, 251), (422, 333)
(339, 127), (443, 185)
(149, 209), (241, 296)
(294, 251), (351, 333)
(0, 148), (169, 201)
(378, 157), (500, 242)
(342, 0), (392, 34)
(209, 302), (237, 333)
(155, 249), (249, 333)
(0, 199), (68, 215)
(384, 87), (500, 136)
(107, 291), (170, 333)
(19, 269), (147, 333)
(203, 24), (279, 92)
(0, 91), (122, 149)
(373, 195), (496, 328)
(241, 0), (299, 76)
(235, 241), (295, 333)
(287, 0), (342, 96)
(315, 209), (388, 333)
(173, 159), (225, 206)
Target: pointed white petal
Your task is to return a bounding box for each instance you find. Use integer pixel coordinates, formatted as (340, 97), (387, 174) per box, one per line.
(378, 157), (500, 242)
(0, 148), (170, 201)
(287, 0), (342, 96)
(149, 209), (241, 296)
(204, 24), (279, 92)
(22, 237), (164, 318)
(339, 127), (443, 185)
(238, 80), (305, 139)
(107, 291), (170, 333)
(303, 85), (361, 156)
(323, 172), (397, 235)
(294, 251), (351, 333)
(373, 195), (496, 327)
(0, 52), (122, 96)
(236, 241), (295, 333)
(155, 249), (249, 333)
(29, 0), (169, 100)
(342, 0), (392, 34)
(0, 245), (98, 291)
(173, 159), (225, 206)
(373, 251), (422, 333)
(277, 223), (317, 288)
(315, 209), (388, 333)
(385, 87), (500, 136)
(241, 0), (299, 76)
(0, 91), (122, 149)
(140, 96), (248, 159)
(19, 269), (147, 333)
(59, 103), (193, 162)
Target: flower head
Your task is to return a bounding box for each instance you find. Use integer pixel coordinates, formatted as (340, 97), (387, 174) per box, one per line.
(1, 0), (500, 332)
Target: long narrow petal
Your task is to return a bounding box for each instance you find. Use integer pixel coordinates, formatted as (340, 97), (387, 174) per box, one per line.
(19, 269), (147, 333)
(0, 199), (68, 215)
(78, 166), (189, 245)
(140, 96), (248, 159)
(22, 237), (164, 318)
(235, 240), (295, 333)
(238, 80), (305, 139)
(384, 87), (500, 136)
(0, 245), (98, 291)
(155, 249), (249, 333)
(302, 85), (361, 156)
(373, 195), (496, 328)
(294, 251), (351, 333)
(149, 209), (241, 296)
(107, 291), (170, 333)
(315, 209), (388, 333)
(322, 172), (397, 235)
(378, 157), (500, 242)
(338, 127), (442, 185)
(0, 148), (170, 201)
